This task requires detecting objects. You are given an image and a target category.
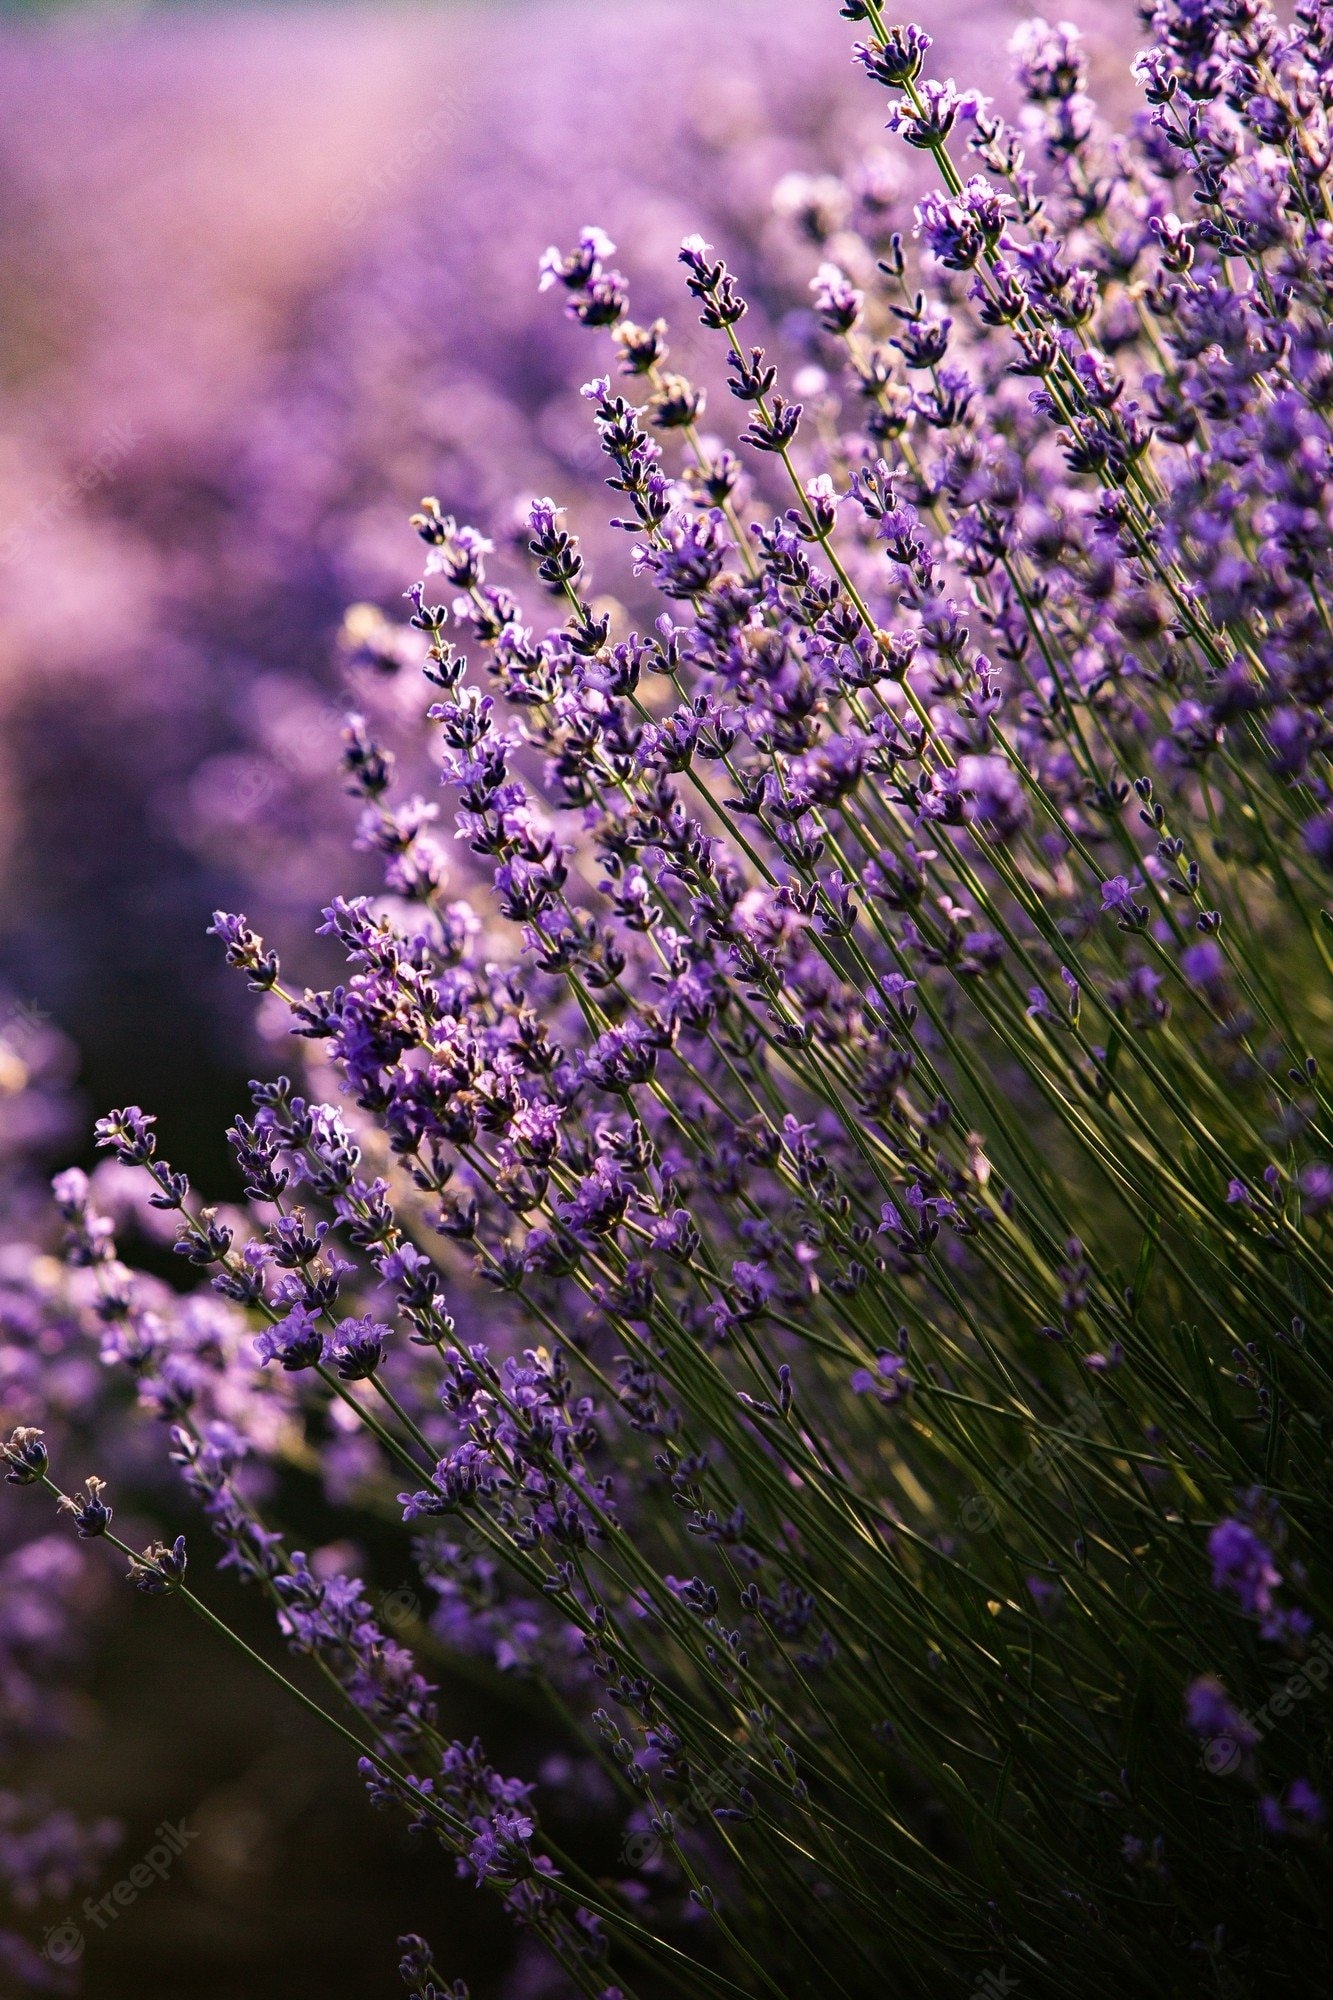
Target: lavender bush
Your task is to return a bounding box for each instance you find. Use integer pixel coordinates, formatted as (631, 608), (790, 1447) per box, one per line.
(7, 1), (1333, 1994)
(0, 1014), (122, 1991)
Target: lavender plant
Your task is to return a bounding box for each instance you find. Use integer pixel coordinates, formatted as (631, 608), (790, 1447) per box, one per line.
(8, 3), (1333, 1995)
(0, 1014), (122, 1991)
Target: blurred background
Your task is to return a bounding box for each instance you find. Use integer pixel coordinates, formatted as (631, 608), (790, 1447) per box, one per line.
(0, 1), (1137, 1992)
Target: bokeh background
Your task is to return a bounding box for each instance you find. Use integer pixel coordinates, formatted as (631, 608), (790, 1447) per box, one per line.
(0, 1), (1140, 1992)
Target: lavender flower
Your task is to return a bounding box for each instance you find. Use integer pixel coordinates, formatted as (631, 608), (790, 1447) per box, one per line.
(254, 1306), (326, 1373)
(1209, 1518), (1281, 1619)
(7, 3), (1333, 1995)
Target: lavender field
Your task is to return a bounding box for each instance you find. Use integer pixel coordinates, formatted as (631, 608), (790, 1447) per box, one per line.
(0, 1), (1329, 1995)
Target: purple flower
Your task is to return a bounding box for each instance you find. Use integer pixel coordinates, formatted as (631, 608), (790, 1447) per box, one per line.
(14, 5), (1333, 1988)
(1208, 1518), (1281, 1618)
(1180, 939), (1226, 990)
(255, 1306), (326, 1373)
(1261, 1778), (1326, 1835)
(1303, 810), (1333, 872)
(852, 24), (931, 88)
(915, 177), (1010, 270)
(329, 1314), (390, 1382)
(1009, 17), (1087, 101)
(1184, 1673), (1257, 1777)
(889, 78), (965, 148)
(57, 1476), (112, 1539)
(465, 1804), (535, 1883)
(850, 1352), (912, 1405)
(1, 1428), (49, 1488)
(556, 1162), (630, 1239)
(634, 510), (729, 600)
(1285, 1777), (1325, 1825)
(128, 1534), (188, 1596)
(92, 1105), (157, 1168)
(957, 754), (1029, 841)
(538, 226), (616, 293)
(50, 1166), (90, 1220)
(810, 261), (863, 333)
